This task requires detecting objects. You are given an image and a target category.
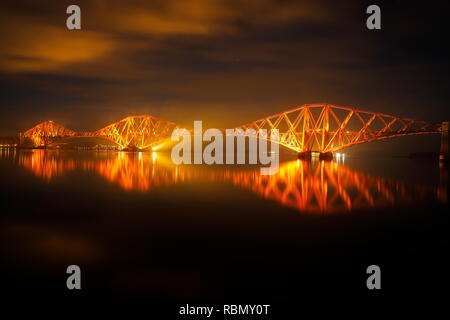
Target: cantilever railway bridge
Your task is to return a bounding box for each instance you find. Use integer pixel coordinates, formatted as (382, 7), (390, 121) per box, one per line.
(22, 115), (177, 150)
(20, 103), (445, 157)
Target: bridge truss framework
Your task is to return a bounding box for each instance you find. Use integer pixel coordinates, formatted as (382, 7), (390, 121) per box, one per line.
(236, 104), (442, 154)
(22, 104), (443, 154)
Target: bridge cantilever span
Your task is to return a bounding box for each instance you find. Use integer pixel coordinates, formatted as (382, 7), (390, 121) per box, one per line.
(235, 103), (443, 158)
(22, 115), (177, 150)
(91, 115), (177, 149)
(22, 120), (77, 147)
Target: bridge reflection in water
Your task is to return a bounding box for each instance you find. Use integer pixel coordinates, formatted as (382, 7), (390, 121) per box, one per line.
(11, 149), (444, 214)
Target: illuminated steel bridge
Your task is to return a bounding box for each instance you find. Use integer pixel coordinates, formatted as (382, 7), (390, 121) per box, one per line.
(21, 104), (445, 156)
(23, 115), (177, 150)
(236, 104), (443, 158)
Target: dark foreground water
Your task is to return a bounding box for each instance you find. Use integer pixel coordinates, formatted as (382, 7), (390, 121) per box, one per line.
(0, 149), (448, 303)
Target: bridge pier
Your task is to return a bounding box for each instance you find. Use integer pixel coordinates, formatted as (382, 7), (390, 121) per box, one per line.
(297, 151), (312, 160)
(319, 152), (333, 161)
(440, 121), (449, 162)
(297, 151), (334, 160)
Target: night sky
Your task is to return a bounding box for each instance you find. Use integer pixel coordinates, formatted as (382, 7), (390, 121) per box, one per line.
(1, 0), (449, 153)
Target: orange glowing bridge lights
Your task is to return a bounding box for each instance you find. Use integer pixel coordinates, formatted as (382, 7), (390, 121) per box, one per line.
(236, 103), (442, 153)
(22, 104), (442, 153)
(23, 115), (177, 150)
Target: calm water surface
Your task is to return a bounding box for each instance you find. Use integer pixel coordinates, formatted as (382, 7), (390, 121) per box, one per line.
(1, 149), (448, 299)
